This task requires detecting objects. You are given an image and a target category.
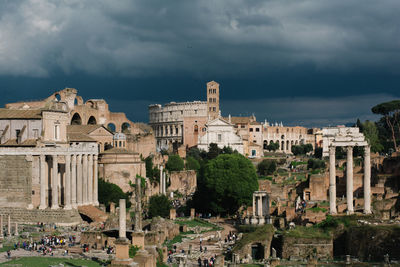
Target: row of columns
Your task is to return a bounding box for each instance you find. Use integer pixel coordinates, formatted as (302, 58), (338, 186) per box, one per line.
(38, 154), (98, 210)
(156, 124), (182, 137)
(264, 139), (301, 152)
(329, 146), (371, 214)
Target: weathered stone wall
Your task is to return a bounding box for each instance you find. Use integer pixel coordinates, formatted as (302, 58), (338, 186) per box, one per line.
(281, 236), (333, 260)
(169, 170), (197, 196)
(0, 155), (32, 208)
(0, 208), (82, 225)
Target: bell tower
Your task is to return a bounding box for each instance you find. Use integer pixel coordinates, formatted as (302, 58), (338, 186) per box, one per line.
(206, 81), (220, 120)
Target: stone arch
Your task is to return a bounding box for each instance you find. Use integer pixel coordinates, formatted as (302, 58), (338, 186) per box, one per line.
(121, 122), (131, 134)
(107, 123), (116, 133)
(71, 113), (82, 125)
(87, 116), (97, 125)
(263, 140), (268, 149)
(251, 243), (265, 260)
(54, 93), (61, 101)
(281, 134), (285, 140)
(86, 100), (95, 108)
(75, 96), (84, 105)
(270, 140), (273, 145)
(281, 141), (285, 151)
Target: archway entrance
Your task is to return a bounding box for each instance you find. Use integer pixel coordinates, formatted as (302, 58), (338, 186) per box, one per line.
(251, 243), (265, 260)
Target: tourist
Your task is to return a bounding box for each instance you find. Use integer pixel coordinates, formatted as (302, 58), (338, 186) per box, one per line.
(6, 250), (11, 259)
(197, 257), (202, 266)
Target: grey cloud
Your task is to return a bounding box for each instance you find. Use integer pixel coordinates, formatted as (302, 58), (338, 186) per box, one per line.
(221, 94), (395, 127)
(0, 0), (399, 77)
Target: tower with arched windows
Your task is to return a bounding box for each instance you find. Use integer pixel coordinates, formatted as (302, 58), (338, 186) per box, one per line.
(206, 81), (220, 120)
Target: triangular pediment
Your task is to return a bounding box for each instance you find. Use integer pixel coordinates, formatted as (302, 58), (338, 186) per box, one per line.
(207, 117), (233, 126)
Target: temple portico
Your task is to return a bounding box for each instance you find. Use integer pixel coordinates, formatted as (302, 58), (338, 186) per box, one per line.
(323, 127), (371, 215)
(0, 144), (98, 210)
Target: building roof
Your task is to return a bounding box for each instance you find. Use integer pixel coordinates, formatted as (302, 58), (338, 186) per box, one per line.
(67, 124), (112, 135)
(101, 147), (138, 154)
(0, 139), (37, 147)
(0, 109), (42, 119)
(67, 133), (96, 142)
(224, 116), (255, 125)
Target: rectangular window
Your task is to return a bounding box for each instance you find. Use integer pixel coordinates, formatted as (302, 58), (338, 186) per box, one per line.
(213, 107), (216, 111)
(256, 128), (260, 132)
(249, 128), (253, 132)
(218, 134), (222, 142)
(54, 125), (60, 141)
(241, 125), (245, 128)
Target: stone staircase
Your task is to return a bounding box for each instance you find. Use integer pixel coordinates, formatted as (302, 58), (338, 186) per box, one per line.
(78, 205), (108, 223)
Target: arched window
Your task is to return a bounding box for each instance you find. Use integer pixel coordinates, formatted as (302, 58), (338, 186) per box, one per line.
(122, 122), (131, 134)
(107, 123), (116, 133)
(87, 116), (97, 125)
(71, 113), (82, 125)
(194, 125), (198, 133)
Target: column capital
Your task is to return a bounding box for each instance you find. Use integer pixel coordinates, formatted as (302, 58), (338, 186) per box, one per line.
(347, 146), (353, 152)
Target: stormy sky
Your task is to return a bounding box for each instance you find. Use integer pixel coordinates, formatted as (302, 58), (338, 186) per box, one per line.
(0, 0), (399, 127)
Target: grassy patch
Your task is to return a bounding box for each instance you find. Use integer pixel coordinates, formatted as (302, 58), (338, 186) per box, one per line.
(283, 226), (331, 240)
(291, 161), (307, 167)
(0, 257), (103, 267)
(175, 218), (222, 232)
(0, 245), (13, 253)
(258, 176), (273, 181)
(233, 225), (274, 252)
(163, 231), (194, 250)
(307, 207), (328, 213)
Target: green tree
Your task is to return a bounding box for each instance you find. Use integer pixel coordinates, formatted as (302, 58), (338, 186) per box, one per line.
(307, 158), (326, 170)
(187, 147), (202, 161)
(257, 159), (277, 176)
(193, 153), (258, 215)
(148, 194), (172, 218)
(98, 178), (131, 208)
(362, 120), (384, 153)
(292, 144), (313, 155)
(186, 156), (200, 172)
(166, 154), (184, 172)
(207, 143), (221, 159)
(266, 142), (279, 152)
(372, 100), (400, 151)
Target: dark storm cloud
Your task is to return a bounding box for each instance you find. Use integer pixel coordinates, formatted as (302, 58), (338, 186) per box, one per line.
(0, 0), (399, 125)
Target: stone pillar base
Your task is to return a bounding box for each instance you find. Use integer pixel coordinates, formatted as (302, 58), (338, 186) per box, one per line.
(114, 238), (132, 262)
(131, 232), (145, 249)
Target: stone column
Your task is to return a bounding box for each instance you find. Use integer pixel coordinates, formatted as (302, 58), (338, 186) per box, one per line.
(364, 146), (372, 214)
(346, 146), (354, 214)
(0, 214), (3, 238)
(71, 154), (77, 208)
(77, 154), (83, 206)
(93, 155), (99, 205)
(51, 155), (59, 209)
(39, 154), (47, 209)
(14, 222), (18, 236)
(159, 166), (164, 194)
(82, 154), (88, 204)
(257, 196), (263, 217)
(64, 154), (72, 210)
(163, 172), (166, 194)
(135, 176), (142, 232)
(329, 146), (337, 214)
(7, 215), (11, 237)
(252, 194), (256, 216)
(119, 199), (126, 239)
(88, 154), (93, 204)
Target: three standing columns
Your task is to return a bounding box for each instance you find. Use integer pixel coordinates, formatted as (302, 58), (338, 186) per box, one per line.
(328, 145), (372, 215)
